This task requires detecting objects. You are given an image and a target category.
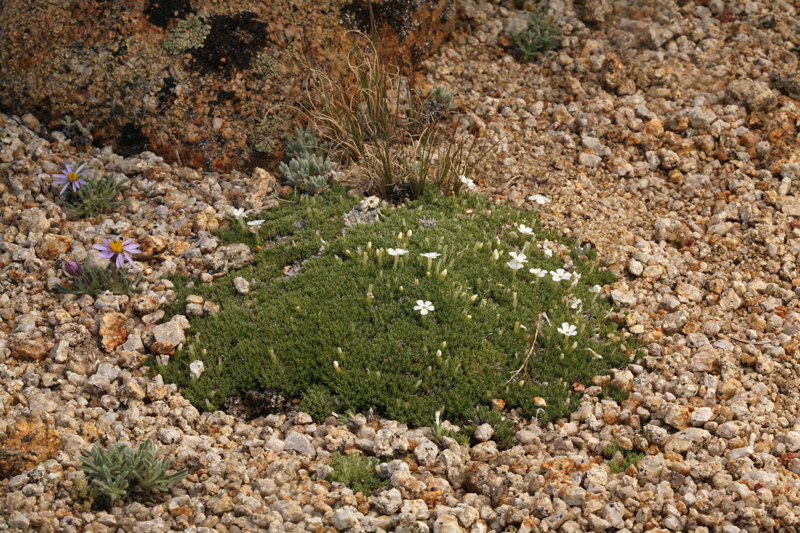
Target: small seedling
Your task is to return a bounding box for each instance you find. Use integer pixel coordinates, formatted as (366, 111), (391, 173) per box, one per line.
(602, 439), (644, 474)
(301, 383), (340, 421)
(461, 405), (517, 450)
(507, 10), (562, 61)
(335, 408), (358, 427)
(430, 411), (470, 448)
(69, 478), (100, 506)
(61, 115), (93, 136)
(423, 86), (456, 123)
(327, 452), (384, 494)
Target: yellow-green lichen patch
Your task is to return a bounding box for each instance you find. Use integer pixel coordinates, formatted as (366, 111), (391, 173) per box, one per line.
(249, 113), (286, 156)
(255, 49), (287, 80)
(163, 14), (211, 56)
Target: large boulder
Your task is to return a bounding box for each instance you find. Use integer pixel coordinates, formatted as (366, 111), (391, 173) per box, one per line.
(0, 0), (456, 172)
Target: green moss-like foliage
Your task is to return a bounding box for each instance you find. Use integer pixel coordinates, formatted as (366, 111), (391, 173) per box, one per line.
(327, 453), (384, 495)
(301, 384), (340, 422)
(158, 187), (640, 427)
(163, 14), (211, 56)
(603, 439), (644, 474)
(459, 405), (517, 450)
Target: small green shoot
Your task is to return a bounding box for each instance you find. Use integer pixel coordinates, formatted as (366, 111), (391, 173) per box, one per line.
(603, 439), (644, 474)
(430, 411), (470, 448)
(460, 405), (517, 450)
(327, 452), (384, 494)
(507, 10), (562, 62)
(336, 408), (358, 427)
(301, 383), (340, 421)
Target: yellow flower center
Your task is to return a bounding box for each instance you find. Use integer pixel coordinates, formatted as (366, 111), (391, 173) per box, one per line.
(109, 240), (124, 254)
(67, 172), (79, 183)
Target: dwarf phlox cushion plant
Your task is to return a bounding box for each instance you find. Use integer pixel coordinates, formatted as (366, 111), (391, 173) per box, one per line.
(160, 188), (638, 426)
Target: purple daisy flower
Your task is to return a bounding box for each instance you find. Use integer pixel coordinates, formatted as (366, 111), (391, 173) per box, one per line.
(93, 237), (141, 268)
(53, 163), (90, 195)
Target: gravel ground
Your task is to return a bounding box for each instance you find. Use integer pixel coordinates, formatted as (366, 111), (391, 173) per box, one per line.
(2, 0), (800, 532)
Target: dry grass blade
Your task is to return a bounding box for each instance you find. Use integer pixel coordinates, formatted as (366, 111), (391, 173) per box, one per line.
(306, 31), (497, 202)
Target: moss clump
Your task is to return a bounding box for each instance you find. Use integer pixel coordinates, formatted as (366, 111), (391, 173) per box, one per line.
(301, 384), (339, 422)
(328, 453), (384, 495)
(163, 14), (211, 56)
(459, 405), (517, 450)
(159, 187), (640, 427)
(601, 385), (629, 405)
(603, 440), (644, 474)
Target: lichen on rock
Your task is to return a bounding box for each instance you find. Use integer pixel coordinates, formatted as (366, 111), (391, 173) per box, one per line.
(163, 14), (211, 56)
(255, 47), (295, 80)
(250, 113), (287, 156)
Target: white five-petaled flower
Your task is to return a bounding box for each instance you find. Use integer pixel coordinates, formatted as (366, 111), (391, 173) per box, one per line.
(231, 207), (246, 218)
(550, 269), (572, 282)
(590, 284), (602, 294)
(529, 268), (547, 277)
(544, 249), (553, 258)
(507, 251), (528, 270)
(387, 248), (408, 256)
(518, 224), (534, 235)
(569, 297), (582, 310)
(414, 300), (434, 315)
(460, 175), (476, 189)
(529, 194), (550, 205)
(247, 220), (265, 227)
(420, 252), (441, 259)
(557, 322), (578, 337)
